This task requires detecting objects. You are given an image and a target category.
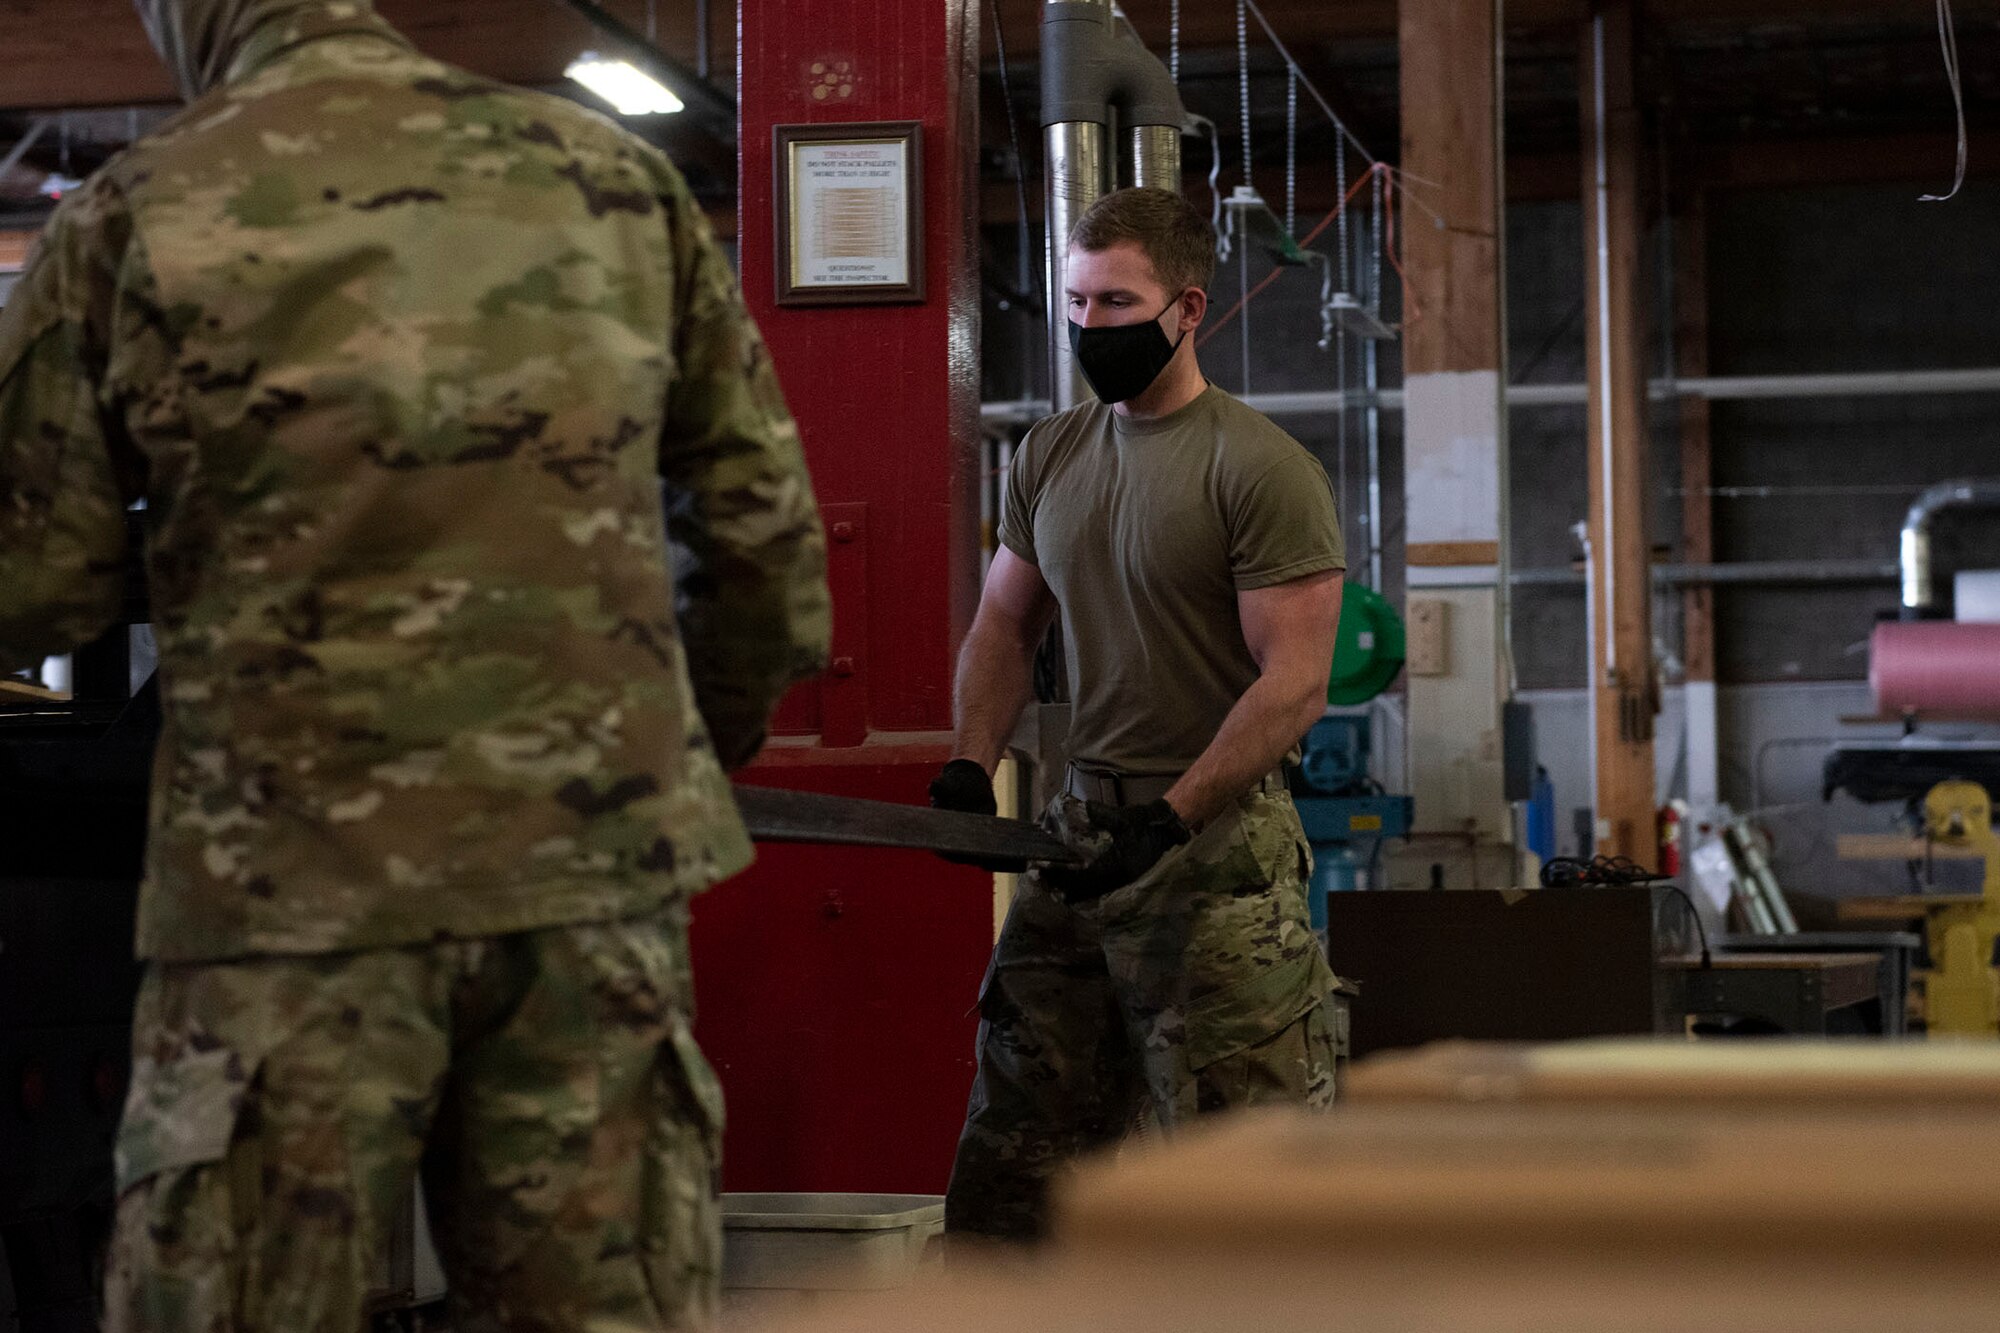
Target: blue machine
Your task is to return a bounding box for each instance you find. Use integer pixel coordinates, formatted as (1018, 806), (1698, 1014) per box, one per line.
(1293, 714), (1414, 936)
(1525, 764), (1557, 866)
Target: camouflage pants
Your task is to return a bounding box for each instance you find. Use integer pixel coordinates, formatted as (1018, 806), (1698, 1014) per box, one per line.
(103, 905), (723, 1333)
(946, 787), (1339, 1241)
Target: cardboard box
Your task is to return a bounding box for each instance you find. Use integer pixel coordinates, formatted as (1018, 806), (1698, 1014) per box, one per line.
(740, 1240), (2000, 1320)
(733, 1249), (2000, 1333)
(1345, 1037), (2000, 1107)
(1054, 1102), (2000, 1265)
(741, 1052), (2000, 1331)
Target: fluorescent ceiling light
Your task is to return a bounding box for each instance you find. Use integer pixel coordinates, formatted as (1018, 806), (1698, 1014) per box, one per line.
(566, 53), (685, 116)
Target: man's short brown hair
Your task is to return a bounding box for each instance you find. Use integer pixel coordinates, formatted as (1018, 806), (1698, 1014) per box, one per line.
(1070, 188), (1218, 295)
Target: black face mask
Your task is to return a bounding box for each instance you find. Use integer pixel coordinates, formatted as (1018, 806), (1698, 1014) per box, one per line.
(1067, 293), (1189, 405)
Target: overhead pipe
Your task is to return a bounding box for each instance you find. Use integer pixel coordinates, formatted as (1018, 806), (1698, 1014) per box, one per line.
(1040, 0), (1186, 408)
(1130, 125), (1183, 192)
(1899, 479), (2000, 618)
(1043, 118), (1107, 411)
(1506, 559), (1900, 589)
(981, 366), (2000, 427)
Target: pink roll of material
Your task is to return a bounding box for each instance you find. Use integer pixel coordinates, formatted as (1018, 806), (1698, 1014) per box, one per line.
(1871, 621), (2000, 719)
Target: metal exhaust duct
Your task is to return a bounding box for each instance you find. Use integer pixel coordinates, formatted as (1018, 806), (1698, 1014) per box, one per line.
(1900, 479), (2000, 618)
(1040, 0), (1187, 409)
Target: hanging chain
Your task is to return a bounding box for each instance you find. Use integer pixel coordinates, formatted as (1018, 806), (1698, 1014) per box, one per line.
(645, 0), (658, 42)
(1371, 166), (1385, 311)
(1170, 0), (1181, 86)
(1334, 143), (1348, 294)
(1284, 68), (1298, 236)
(1335, 328), (1350, 533)
(1205, 117), (1230, 262)
(1237, 0), (1252, 189)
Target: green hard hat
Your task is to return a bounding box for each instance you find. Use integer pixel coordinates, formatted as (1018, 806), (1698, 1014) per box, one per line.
(1328, 581), (1406, 705)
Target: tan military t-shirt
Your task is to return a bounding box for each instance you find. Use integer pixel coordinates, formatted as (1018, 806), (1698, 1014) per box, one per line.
(1000, 385), (1344, 774)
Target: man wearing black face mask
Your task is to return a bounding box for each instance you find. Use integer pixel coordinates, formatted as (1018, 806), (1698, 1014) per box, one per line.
(930, 188), (1348, 1241)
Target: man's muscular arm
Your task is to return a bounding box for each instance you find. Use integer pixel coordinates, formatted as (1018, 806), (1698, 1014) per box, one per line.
(1164, 570), (1343, 827)
(950, 548), (1060, 773)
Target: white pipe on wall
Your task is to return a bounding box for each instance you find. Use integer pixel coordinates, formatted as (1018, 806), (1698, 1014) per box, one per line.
(980, 367), (2000, 427)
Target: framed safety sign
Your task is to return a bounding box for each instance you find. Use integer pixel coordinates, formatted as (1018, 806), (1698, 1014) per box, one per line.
(773, 120), (925, 306)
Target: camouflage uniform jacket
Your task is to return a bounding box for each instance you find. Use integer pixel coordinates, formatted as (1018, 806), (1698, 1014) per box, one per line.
(0, 2), (830, 962)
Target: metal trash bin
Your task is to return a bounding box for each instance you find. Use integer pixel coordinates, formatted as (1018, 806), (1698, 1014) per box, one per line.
(721, 1192), (944, 1307)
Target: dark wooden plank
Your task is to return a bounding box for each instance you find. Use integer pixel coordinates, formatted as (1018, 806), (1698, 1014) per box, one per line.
(1819, 954), (1887, 1012)
(1676, 190), (1715, 685)
(1667, 952), (1883, 1018)
(1407, 541), (1502, 567)
(0, 0), (735, 110)
(1663, 952), (1882, 973)
(1839, 894), (1980, 921)
(731, 782), (1080, 867)
(7, 0), (1997, 111)
(1326, 887), (1673, 1057)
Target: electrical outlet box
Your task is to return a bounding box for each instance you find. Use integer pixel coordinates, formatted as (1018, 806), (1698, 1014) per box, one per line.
(1408, 598), (1449, 675)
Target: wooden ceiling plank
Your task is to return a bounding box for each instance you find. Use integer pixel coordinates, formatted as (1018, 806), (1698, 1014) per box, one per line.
(0, 0), (740, 111)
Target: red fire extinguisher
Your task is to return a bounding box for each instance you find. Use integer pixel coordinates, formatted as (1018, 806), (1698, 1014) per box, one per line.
(1658, 801), (1685, 877)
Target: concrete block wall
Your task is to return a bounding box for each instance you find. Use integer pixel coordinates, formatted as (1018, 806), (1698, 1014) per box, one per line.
(1709, 182), (2000, 680)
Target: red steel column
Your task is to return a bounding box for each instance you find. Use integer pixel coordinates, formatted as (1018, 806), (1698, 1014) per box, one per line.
(688, 0), (992, 1192)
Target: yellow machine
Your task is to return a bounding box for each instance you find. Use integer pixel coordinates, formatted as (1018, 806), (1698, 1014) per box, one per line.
(1921, 780), (2000, 1038)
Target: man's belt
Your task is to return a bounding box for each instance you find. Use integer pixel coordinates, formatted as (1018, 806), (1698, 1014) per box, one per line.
(1062, 765), (1286, 807)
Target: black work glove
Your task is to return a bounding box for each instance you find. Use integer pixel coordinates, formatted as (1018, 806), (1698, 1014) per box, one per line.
(929, 758), (997, 817)
(1045, 799), (1192, 902)
(929, 759), (1015, 872)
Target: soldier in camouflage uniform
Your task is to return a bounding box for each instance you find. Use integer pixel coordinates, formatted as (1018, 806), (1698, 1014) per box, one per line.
(929, 188), (1345, 1240)
(0, 0), (829, 1326)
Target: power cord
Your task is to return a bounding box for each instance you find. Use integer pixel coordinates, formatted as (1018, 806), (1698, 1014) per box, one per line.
(1662, 883), (1713, 970)
(1920, 0), (1966, 203)
(1539, 854), (1662, 887)
(1541, 856), (1712, 969)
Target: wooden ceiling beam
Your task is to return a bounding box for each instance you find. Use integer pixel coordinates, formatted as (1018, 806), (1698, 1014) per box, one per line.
(0, 0), (737, 111)
(1689, 131), (2000, 192)
(991, 0), (2000, 52)
(8, 0), (1993, 112)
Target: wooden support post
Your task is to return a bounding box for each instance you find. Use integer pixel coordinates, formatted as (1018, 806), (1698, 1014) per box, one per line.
(1675, 189), (1721, 813)
(1399, 1), (1504, 379)
(1399, 0), (1513, 879)
(1580, 0), (1656, 860)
